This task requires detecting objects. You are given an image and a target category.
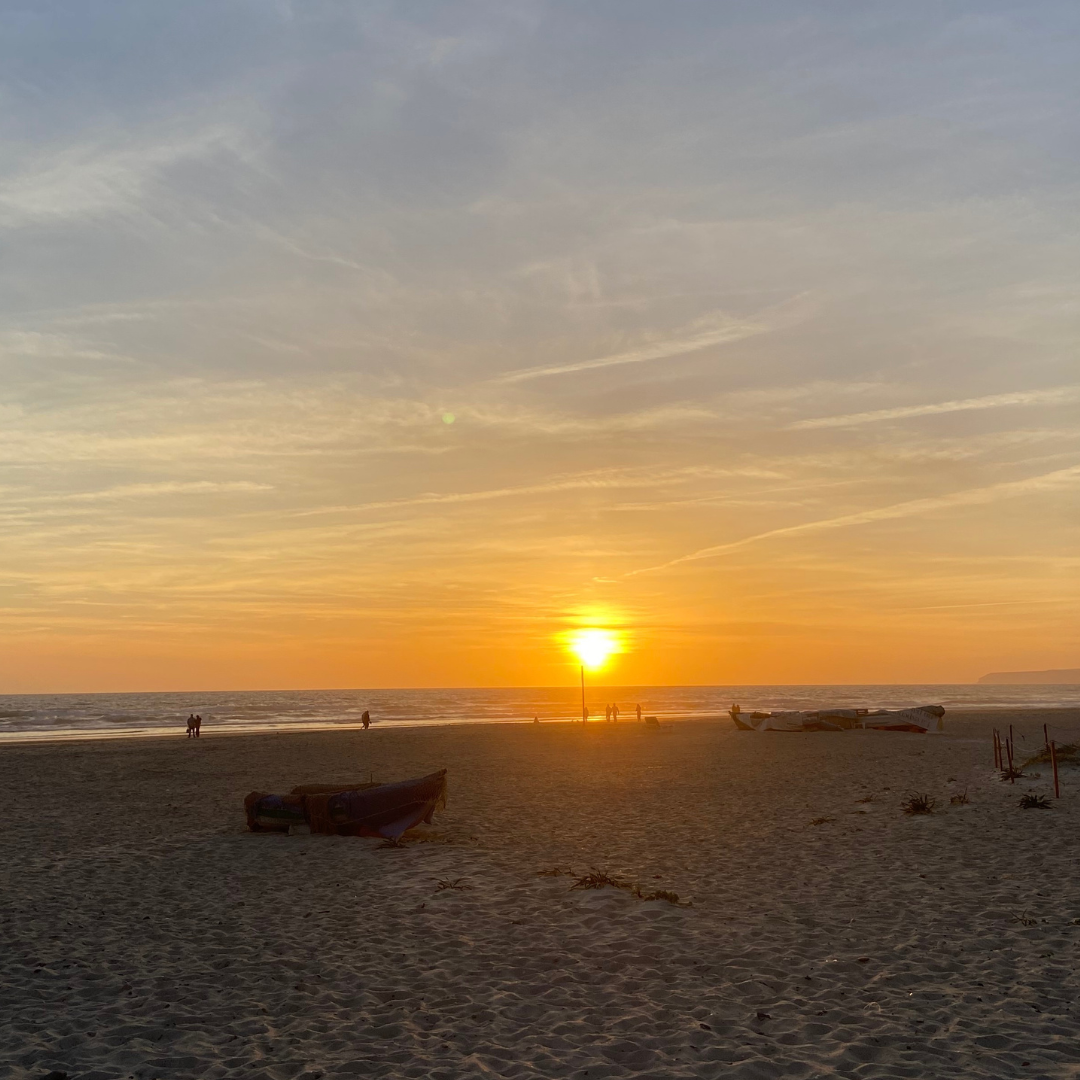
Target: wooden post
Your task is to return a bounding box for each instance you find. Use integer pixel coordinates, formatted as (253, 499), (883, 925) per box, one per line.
(993, 729), (1001, 770)
(1044, 723), (1050, 752)
(1006, 737), (1015, 783)
(1051, 741), (1060, 799)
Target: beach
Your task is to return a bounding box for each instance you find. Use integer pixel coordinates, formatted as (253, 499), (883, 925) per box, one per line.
(3, 711), (1079, 1080)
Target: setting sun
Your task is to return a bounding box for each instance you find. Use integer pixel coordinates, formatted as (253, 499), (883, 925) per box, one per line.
(566, 628), (620, 671)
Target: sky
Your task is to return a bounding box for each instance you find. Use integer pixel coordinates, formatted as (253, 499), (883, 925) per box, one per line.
(1, 1), (1078, 692)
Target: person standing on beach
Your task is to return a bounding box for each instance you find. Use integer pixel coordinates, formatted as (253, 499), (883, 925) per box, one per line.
(362, 710), (370, 729)
(192, 714), (202, 738)
(636, 703), (642, 722)
(605, 704), (611, 722)
(186, 714), (195, 738)
(612, 704), (620, 722)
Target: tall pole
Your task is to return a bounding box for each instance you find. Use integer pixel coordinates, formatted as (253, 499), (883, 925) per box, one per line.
(581, 664), (586, 722)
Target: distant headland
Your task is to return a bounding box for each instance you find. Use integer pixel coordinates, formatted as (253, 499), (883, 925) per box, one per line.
(979, 669), (1080, 684)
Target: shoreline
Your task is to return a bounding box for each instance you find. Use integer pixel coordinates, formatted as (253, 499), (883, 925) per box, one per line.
(2, 704), (1079, 747)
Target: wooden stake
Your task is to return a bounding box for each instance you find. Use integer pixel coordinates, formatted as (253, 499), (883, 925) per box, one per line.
(1051, 741), (1060, 799)
(1006, 737), (1015, 783)
(994, 729), (1001, 770)
(1044, 723), (1050, 752)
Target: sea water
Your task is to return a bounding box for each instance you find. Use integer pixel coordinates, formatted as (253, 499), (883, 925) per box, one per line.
(1, 683), (1079, 740)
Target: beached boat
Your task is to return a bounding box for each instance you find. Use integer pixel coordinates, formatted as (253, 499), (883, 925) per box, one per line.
(245, 769), (448, 839)
(729, 705), (944, 734)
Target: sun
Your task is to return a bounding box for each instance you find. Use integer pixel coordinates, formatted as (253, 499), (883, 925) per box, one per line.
(566, 628), (620, 671)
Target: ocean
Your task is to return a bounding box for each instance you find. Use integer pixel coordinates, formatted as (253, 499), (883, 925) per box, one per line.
(2, 684), (1079, 741)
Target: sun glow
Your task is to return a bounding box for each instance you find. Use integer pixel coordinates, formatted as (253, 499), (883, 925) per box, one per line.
(566, 628), (620, 671)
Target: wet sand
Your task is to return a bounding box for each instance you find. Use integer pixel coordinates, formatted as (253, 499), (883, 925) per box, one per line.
(3, 710), (1079, 1080)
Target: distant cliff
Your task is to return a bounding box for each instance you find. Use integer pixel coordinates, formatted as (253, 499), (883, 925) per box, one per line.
(979, 669), (1080, 684)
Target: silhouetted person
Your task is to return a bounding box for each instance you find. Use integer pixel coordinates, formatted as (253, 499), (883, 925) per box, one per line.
(194, 714), (202, 738)
(636, 703), (642, 722)
(362, 710), (370, 730)
(186, 714), (196, 738)
(605, 704), (612, 722)
(612, 704), (620, 722)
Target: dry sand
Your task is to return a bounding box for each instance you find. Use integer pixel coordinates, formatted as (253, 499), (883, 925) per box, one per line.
(3, 709), (1080, 1080)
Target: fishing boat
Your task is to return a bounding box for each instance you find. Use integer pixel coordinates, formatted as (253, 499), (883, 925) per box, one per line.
(729, 704), (944, 733)
(245, 769), (448, 839)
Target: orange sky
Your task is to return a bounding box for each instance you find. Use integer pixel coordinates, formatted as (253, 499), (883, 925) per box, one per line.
(1, 6), (1078, 692)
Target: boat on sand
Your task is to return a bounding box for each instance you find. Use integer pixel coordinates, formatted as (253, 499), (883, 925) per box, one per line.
(729, 705), (944, 734)
(245, 770), (448, 839)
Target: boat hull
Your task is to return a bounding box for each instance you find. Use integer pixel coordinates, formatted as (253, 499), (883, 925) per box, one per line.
(245, 770), (448, 839)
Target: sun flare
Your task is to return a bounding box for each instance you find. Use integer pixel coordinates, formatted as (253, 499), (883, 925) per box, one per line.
(566, 628), (620, 671)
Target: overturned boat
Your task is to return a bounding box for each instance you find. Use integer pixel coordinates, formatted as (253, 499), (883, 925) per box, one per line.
(245, 770), (448, 839)
(729, 704), (944, 734)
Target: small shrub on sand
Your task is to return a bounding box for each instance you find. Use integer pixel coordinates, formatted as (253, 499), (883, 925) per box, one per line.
(1000, 766), (1026, 782)
(902, 793), (936, 815)
(950, 791), (970, 805)
(1019, 793), (1051, 810)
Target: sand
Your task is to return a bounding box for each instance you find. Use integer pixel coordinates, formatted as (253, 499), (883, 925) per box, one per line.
(3, 709), (1080, 1080)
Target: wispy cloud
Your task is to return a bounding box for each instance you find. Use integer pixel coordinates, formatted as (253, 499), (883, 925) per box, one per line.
(58, 481), (273, 501)
(293, 465), (710, 518)
(0, 125), (247, 228)
(493, 313), (766, 384)
(628, 463), (1080, 575)
(790, 386), (1080, 430)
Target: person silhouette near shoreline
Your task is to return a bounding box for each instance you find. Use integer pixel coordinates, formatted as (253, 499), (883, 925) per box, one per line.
(186, 714), (196, 738)
(361, 710), (370, 730)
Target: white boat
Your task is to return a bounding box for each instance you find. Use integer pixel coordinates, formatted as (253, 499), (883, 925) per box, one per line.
(729, 704), (944, 734)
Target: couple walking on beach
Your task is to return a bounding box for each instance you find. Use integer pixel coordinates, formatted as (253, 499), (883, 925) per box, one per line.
(603, 703), (644, 722)
(185, 714), (202, 738)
